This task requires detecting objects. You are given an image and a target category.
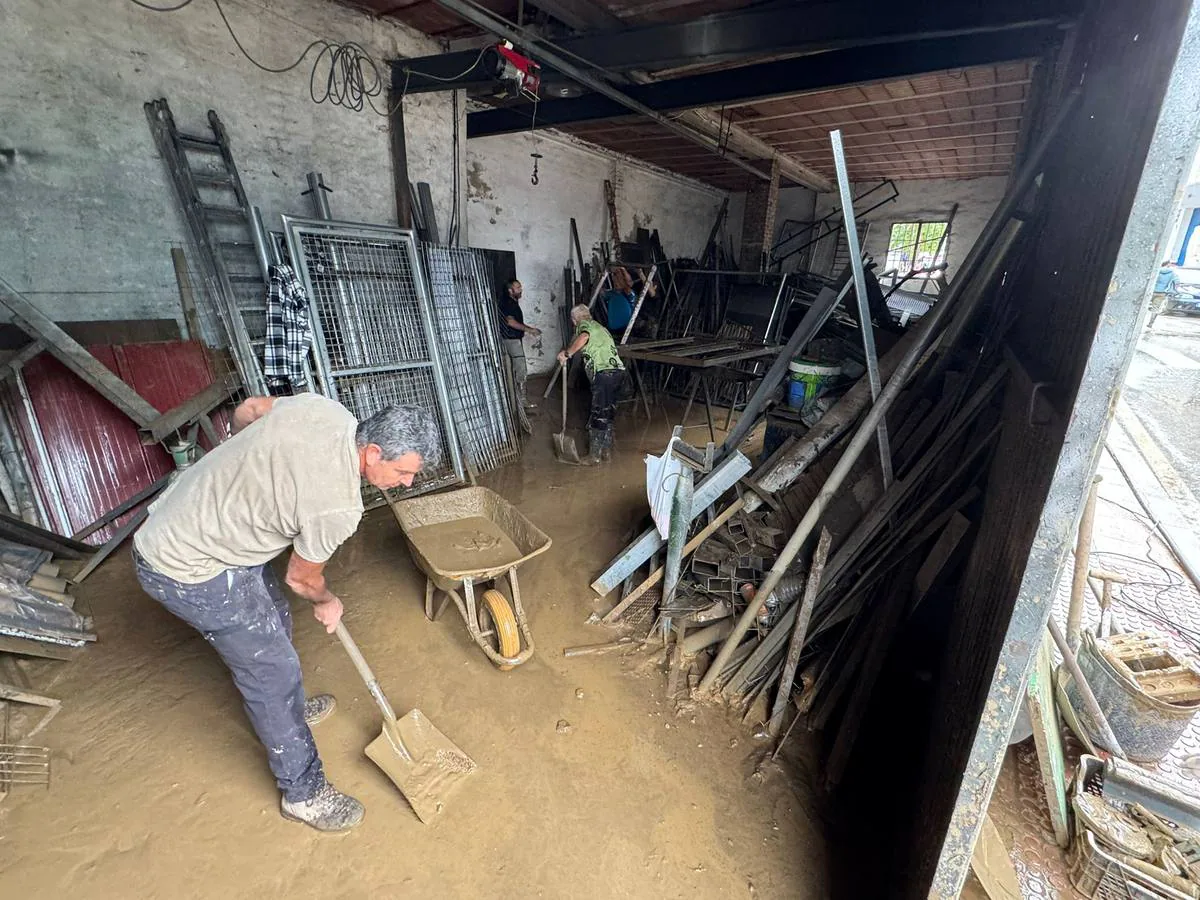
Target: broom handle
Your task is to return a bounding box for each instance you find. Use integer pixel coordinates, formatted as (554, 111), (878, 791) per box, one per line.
(561, 362), (569, 431)
(334, 622), (399, 726)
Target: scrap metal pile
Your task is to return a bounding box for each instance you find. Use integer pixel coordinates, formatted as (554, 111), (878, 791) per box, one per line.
(586, 116), (1062, 773)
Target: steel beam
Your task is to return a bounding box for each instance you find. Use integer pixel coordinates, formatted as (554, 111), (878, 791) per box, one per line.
(467, 26), (1065, 136)
(428, 0), (784, 184)
(557, 1), (1070, 73)
(412, 2), (1068, 87)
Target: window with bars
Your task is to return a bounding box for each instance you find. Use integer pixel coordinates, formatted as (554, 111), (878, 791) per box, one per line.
(885, 221), (949, 274)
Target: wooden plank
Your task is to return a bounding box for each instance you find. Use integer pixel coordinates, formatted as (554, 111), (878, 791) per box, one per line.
(915, 512), (972, 599)
(0, 634), (83, 661)
(0, 275), (160, 427)
(71, 473), (171, 541)
(0, 681), (61, 739)
(171, 248), (203, 342)
(0, 512), (93, 558)
(1026, 631), (1070, 848)
(767, 528), (832, 737)
(138, 377), (238, 444)
(970, 814), (1022, 900)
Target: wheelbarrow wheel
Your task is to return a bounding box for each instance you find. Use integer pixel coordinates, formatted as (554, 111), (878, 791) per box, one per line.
(479, 589), (521, 671)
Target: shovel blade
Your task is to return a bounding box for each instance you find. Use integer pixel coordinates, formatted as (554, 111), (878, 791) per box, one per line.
(364, 708), (476, 823)
(553, 432), (581, 464)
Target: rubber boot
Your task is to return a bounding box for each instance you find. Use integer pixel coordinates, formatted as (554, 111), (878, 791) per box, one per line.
(582, 428), (604, 466)
(281, 780), (365, 833)
(600, 427), (614, 463)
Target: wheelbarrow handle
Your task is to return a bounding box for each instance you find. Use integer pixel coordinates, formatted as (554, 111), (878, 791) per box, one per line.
(334, 621), (398, 726)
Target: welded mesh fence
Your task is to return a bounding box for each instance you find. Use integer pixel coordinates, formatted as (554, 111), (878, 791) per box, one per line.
(282, 218), (464, 498)
(420, 245), (521, 474)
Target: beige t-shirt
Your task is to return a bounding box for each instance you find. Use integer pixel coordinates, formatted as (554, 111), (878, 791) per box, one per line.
(134, 395), (364, 584)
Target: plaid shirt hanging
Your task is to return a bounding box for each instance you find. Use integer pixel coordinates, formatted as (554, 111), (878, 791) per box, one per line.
(262, 264), (311, 393)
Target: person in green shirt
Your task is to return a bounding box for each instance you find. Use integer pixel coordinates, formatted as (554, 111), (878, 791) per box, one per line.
(557, 304), (626, 464)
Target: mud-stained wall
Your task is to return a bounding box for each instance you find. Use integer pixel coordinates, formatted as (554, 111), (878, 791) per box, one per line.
(0, 0), (456, 327)
(466, 130), (740, 375)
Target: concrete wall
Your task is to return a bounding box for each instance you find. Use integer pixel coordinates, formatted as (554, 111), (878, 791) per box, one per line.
(466, 130), (736, 374)
(810, 177), (1009, 281)
(0, 0), (454, 327)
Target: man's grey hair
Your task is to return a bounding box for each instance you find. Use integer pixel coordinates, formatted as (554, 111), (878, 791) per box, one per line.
(356, 405), (442, 467)
(570, 304), (592, 325)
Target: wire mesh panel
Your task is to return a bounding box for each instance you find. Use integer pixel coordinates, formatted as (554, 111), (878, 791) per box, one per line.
(281, 218), (464, 498)
(420, 245), (521, 474)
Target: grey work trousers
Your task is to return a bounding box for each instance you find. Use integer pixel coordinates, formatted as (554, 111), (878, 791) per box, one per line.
(502, 338), (528, 406)
(134, 551), (324, 802)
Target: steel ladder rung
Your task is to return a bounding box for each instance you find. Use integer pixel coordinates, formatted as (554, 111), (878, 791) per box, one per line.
(179, 135), (221, 151)
(202, 205), (247, 220)
(193, 172), (235, 188)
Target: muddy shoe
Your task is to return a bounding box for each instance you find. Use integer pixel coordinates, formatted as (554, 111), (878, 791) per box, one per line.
(304, 693), (336, 726)
(281, 781), (365, 832)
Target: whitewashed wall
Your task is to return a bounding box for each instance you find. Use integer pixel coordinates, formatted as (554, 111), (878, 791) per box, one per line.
(466, 130), (737, 374)
(0, 0), (455, 326)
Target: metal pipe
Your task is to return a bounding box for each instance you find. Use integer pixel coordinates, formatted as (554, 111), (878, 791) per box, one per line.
(682, 620), (734, 655)
(305, 172), (333, 220)
(831, 129), (893, 488)
(1067, 475), (1102, 650)
(763, 274), (791, 344)
(698, 90), (1080, 696)
(249, 206), (272, 280)
(563, 639), (635, 658)
(430, 0), (772, 182)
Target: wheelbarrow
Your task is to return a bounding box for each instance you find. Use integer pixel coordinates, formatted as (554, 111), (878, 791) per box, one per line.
(389, 486), (551, 670)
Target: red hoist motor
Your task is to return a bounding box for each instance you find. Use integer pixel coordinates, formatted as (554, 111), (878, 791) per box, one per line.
(493, 41), (541, 102)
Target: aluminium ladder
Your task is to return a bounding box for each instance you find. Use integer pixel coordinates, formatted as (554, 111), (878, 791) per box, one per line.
(145, 98), (268, 394)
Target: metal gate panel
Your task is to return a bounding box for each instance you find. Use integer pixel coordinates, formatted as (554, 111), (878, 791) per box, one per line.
(420, 245), (521, 474)
(281, 217), (464, 498)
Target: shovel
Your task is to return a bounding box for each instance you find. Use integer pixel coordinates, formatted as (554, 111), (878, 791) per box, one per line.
(552, 362), (581, 464)
(334, 621), (476, 822)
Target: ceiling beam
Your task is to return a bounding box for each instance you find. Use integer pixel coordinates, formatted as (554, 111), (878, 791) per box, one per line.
(744, 98), (1028, 138)
(466, 26), (1064, 136)
(736, 76), (1033, 123)
(772, 116), (1026, 147)
(555, 0), (1071, 74)
(527, 0), (622, 32)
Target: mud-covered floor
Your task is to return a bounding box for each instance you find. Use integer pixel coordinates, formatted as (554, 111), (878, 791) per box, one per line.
(1, 395), (828, 899)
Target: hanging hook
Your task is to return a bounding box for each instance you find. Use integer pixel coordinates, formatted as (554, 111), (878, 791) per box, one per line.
(530, 152), (543, 186)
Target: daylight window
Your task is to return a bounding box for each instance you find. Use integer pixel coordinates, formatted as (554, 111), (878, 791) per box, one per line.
(885, 221), (949, 274)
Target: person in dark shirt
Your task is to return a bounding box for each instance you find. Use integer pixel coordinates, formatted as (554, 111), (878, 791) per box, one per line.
(498, 279), (541, 422)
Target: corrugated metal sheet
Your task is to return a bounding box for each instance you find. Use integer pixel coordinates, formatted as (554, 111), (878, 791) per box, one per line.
(9, 341), (217, 545)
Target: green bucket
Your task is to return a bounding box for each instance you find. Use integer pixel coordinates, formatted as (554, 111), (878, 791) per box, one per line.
(787, 358), (842, 410)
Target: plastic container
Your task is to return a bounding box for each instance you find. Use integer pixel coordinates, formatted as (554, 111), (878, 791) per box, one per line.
(1063, 632), (1200, 762)
(787, 359), (842, 410)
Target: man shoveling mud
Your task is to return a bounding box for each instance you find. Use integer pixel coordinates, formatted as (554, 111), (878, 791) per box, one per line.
(133, 394), (439, 832)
